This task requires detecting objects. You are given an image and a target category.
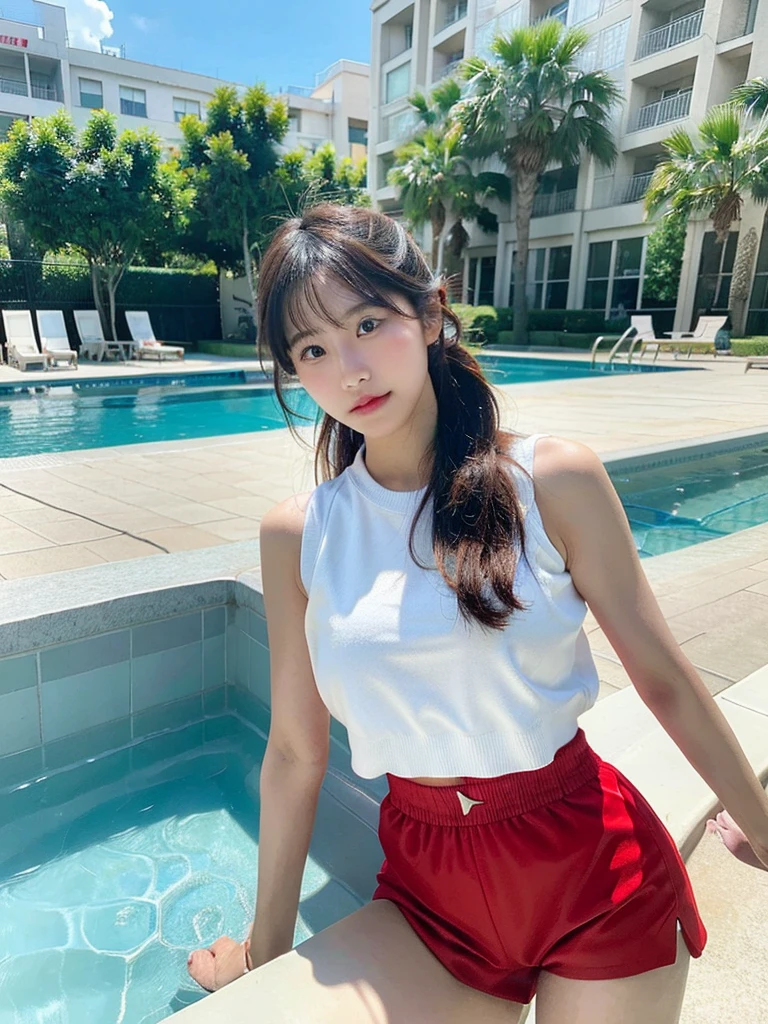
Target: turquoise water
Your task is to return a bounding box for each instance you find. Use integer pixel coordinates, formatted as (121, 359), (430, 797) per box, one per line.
(611, 443), (768, 557)
(0, 357), (671, 459)
(0, 724), (363, 1024)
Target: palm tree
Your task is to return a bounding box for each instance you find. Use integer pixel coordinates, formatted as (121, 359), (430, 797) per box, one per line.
(731, 78), (768, 117)
(644, 103), (768, 334)
(452, 20), (621, 345)
(389, 124), (509, 274)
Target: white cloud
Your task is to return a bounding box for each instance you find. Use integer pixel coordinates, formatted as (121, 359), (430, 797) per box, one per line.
(63, 0), (115, 51)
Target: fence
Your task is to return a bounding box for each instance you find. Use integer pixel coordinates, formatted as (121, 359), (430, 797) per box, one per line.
(0, 260), (221, 348)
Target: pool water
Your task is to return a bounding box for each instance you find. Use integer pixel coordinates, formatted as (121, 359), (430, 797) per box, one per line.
(0, 357), (671, 460)
(0, 724), (364, 1024)
(611, 443), (768, 557)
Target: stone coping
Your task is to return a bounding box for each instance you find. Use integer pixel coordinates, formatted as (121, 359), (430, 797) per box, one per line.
(165, 664), (768, 1023)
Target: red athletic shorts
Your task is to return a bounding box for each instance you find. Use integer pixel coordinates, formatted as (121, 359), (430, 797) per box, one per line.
(372, 727), (707, 1004)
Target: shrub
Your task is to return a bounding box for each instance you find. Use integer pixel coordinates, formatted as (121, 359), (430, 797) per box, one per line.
(731, 338), (768, 356)
(449, 304), (498, 343)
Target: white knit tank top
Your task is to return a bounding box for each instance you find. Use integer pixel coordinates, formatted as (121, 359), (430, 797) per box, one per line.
(300, 434), (600, 779)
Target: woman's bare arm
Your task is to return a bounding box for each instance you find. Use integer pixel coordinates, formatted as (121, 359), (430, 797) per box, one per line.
(533, 436), (768, 866)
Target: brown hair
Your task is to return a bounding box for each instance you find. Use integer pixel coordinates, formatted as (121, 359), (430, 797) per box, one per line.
(257, 203), (527, 630)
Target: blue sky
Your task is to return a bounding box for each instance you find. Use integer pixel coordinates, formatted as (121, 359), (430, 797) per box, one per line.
(102, 1), (371, 90)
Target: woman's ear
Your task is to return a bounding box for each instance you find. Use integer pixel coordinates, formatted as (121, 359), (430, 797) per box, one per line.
(425, 290), (445, 346)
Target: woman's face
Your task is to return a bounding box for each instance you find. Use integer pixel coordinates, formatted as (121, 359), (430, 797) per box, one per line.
(284, 276), (441, 440)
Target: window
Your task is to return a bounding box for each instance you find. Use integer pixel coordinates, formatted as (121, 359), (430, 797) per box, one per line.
(694, 231), (738, 313)
(348, 122), (368, 145)
(385, 63), (410, 103)
(468, 256), (496, 305)
(173, 97), (200, 122)
(475, 5), (525, 61)
(404, 23), (413, 49)
(570, 0), (601, 25)
(79, 77), (102, 109)
(584, 237), (645, 316)
(509, 245), (572, 308)
(119, 85), (147, 118)
(577, 19), (630, 72)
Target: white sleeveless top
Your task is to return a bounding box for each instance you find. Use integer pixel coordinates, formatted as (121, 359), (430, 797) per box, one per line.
(300, 434), (600, 779)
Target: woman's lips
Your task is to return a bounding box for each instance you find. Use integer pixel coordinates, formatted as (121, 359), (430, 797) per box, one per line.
(350, 392), (391, 414)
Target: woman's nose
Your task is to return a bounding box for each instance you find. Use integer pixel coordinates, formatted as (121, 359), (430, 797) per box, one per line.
(340, 353), (371, 389)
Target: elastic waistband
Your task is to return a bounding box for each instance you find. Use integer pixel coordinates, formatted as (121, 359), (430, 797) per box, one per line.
(384, 728), (602, 826)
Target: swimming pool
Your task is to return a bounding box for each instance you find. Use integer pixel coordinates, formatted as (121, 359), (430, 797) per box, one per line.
(610, 438), (768, 557)
(0, 357), (672, 459)
(0, 716), (371, 1024)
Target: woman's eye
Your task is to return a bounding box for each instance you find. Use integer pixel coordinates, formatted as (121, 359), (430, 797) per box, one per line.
(358, 317), (380, 335)
(299, 344), (325, 362)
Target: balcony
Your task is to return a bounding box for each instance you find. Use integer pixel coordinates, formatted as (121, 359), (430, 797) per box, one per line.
(31, 83), (60, 102)
(443, 1), (468, 29)
(629, 89), (692, 132)
(532, 189), (577, 218)
(592, 171), (654, 209)
(636, 9), (704, 60)
(0, 77), (27, 97)
(533, 2), (569, 26)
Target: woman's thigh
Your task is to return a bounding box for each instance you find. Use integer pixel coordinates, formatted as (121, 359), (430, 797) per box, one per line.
(535, 927), (691, 1024)
(220, 900), (528, 1024)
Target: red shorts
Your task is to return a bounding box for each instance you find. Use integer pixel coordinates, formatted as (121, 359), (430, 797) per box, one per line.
(372, 727), (707, 1004)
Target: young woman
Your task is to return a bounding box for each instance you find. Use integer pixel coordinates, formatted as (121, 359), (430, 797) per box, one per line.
(188, 204), (768, 1022)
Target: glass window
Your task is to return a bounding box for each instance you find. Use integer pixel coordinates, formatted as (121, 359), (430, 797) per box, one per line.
(549, 245), (572, 281)
(385, 63), (410, 103)
(584, 279), (609, 310)
(587, 240), (612, 280)
(601, 19), (630, 70)
(478, 256), (496, 305)
(79, 78), (102, 109)
(348, 123), (368, 145)
(509, 245), (571, 309)
(119, 85), (147, 118)
(173, 97), (200, 122)
(468, 257), (478, 305)
(694, 230), (739, 315)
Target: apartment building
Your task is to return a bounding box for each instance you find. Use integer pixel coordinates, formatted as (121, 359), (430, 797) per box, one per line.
(369, 0), (766, 332)
(0, 2), (368, 162)
(278, 59), (370, 160)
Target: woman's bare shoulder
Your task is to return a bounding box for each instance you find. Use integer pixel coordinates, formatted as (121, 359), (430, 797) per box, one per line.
(261, 491), (314, 540)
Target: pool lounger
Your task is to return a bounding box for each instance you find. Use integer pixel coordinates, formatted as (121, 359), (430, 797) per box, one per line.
(36, 310), (78, 369)
(2, 310), (49, 372)
(126, 311), (184, 361)
(745, 357), (768, 373)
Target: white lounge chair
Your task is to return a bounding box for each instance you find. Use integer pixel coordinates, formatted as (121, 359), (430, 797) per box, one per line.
(591, 315), (663, 366)
(73, 310), (133, 362)
(2, 310), (48, 372)
(639, 315), (729, 361)
(125, 311), (185, 361)
(745, 357), (768, 372)
(36, 310), (78, 369)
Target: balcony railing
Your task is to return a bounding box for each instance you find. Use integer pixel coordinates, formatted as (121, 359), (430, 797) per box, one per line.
(592, 171), (655, 209)
(629, 89), (692, 132)
(0, 77), (27, 97)
(636, 9), (704, 60)
(443, 1), (468, 29)
(31, 83), (60, 102)
(532, 188), (577, 218)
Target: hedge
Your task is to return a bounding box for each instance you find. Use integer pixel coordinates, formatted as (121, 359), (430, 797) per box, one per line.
(199, 341), (260, 358)
(732, 338), (768, 356)
(496, 331), (621, 350)
(450, 304), (629, 344)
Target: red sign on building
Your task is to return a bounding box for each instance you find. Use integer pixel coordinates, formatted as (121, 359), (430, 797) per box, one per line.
(0, 36), (29, 48)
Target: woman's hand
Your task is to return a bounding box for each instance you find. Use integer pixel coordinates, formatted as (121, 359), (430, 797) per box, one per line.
(187, 935), (251, 992)
(706, 809), (768, 871)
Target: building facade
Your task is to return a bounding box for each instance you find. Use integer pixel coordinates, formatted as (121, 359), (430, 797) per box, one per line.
(369, 0), (767, 333)
(0, 3), (369, 163)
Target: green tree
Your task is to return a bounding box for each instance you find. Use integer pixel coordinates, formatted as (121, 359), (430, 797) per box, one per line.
(731, 77), (768, 117)
(641, 210), (688, 306)
(179, 84), (289, 311)
(452, 20), (620, 345)
(0, 108), (191, 339)
(645, 103), (768, 333)
(389, 81), (509, 272)
(299, 142), (369, 206)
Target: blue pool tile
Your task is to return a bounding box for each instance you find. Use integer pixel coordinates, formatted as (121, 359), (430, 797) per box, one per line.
(44, 717), (132, 771)
(203, 713), (240, 742)
(0, 687), (41, 756)
(203, 607), (226, 639)
(133, 694), (204, 739)
(41, 663), (130, 742)
(131, 642), (203, 713)
(0, 653), (37, 696)
(247, 610), (268, 646)
(130, 722), (204, 773)
(203, 687), (226, 716)
(0, 745), (44, 788)
(229, 685), (271, 737)
(247, 640), (271, 706)
(40, 631), (130, 683)
(40, 748), (132, 807)
(234, 605), (248, 635)
(132, 612), (202, 658)
(203, 636), (225, 689)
